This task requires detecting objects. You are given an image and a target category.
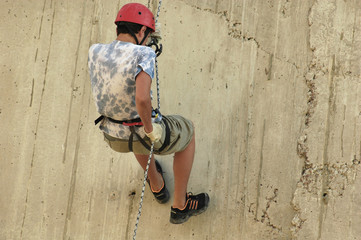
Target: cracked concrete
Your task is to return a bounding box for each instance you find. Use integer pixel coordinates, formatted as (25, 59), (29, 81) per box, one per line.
(1, 0), (361, 239)
(291, 0), (361, 239)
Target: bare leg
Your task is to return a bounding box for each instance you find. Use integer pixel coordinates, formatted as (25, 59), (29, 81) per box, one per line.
(134, 126), (196, 208)
(134, 154), (163, 192)
(172, 131), (196, 209)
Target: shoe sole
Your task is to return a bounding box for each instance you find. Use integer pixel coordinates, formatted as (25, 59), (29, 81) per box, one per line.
(170, 193), (210, 224)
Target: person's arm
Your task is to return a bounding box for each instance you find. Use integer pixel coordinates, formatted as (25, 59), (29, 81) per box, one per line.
(135, 70), (153, 133)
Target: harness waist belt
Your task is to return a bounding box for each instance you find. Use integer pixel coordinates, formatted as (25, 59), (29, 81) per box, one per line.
(94, 115), (143, 126)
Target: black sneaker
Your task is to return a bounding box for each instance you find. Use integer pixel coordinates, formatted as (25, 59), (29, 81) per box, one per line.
(147, 160), (170, 204)
(170, 192), (210, 224)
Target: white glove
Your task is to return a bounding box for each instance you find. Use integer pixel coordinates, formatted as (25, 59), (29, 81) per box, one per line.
(143, 123), (162, 143)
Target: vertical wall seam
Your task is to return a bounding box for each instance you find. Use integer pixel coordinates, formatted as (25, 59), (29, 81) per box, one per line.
(255, 119), (266, 219)
(20, 1), (55, 238)
(317, 54), (336, 240)
(62, 0), (88, 239)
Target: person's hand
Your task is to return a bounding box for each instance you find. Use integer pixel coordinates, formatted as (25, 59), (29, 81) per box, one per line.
(143, 123), (162, 143)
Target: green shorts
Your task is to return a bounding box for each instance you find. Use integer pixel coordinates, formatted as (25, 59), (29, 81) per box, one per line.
(103, 115), (194, 155)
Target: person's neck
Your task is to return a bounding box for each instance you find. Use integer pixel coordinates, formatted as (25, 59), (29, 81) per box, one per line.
(116, 34), (137, 44)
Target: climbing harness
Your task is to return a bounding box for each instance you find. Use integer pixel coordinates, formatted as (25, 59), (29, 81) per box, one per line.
(94, 109), (170, 154)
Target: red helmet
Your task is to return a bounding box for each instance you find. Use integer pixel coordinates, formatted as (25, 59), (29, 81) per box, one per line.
(115, 3), (155, 32)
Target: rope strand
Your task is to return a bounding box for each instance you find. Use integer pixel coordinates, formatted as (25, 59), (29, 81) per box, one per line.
(132, 143), (154, 240)
(155, 0), (162, 23)
(155, 0), (162, 109)
(155, 58), (160, 109)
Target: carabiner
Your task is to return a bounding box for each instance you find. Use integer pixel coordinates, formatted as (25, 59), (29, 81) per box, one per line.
(147, 39), (163, 57)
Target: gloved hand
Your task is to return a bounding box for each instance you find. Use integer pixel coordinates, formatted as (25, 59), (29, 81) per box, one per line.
(143, 123), (163, 143)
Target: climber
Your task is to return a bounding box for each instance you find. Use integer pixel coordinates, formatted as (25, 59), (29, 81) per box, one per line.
(87, 3), (209, 224)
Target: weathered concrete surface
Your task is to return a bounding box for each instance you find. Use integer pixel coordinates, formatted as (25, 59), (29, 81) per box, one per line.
(1, 0), (360, 239)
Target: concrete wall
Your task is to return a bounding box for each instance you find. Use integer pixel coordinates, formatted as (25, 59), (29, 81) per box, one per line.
(1, 0), (360, 239)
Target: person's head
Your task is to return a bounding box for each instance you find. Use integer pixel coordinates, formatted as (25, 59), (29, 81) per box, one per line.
(115, 3), (155, 45)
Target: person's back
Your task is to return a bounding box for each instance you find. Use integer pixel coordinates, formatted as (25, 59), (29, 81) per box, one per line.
(89, 40), (155, 139)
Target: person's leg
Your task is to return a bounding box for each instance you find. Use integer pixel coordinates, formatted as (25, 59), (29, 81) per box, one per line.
(172, 130), (196, 209)
(134, 154), (164, 192)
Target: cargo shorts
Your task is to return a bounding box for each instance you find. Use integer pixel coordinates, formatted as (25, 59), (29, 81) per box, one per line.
(103, 115), (194, 155)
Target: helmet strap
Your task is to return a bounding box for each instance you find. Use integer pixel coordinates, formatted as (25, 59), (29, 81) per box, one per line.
(139, 28), (152, 45)
(124, 24), (140, 45)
